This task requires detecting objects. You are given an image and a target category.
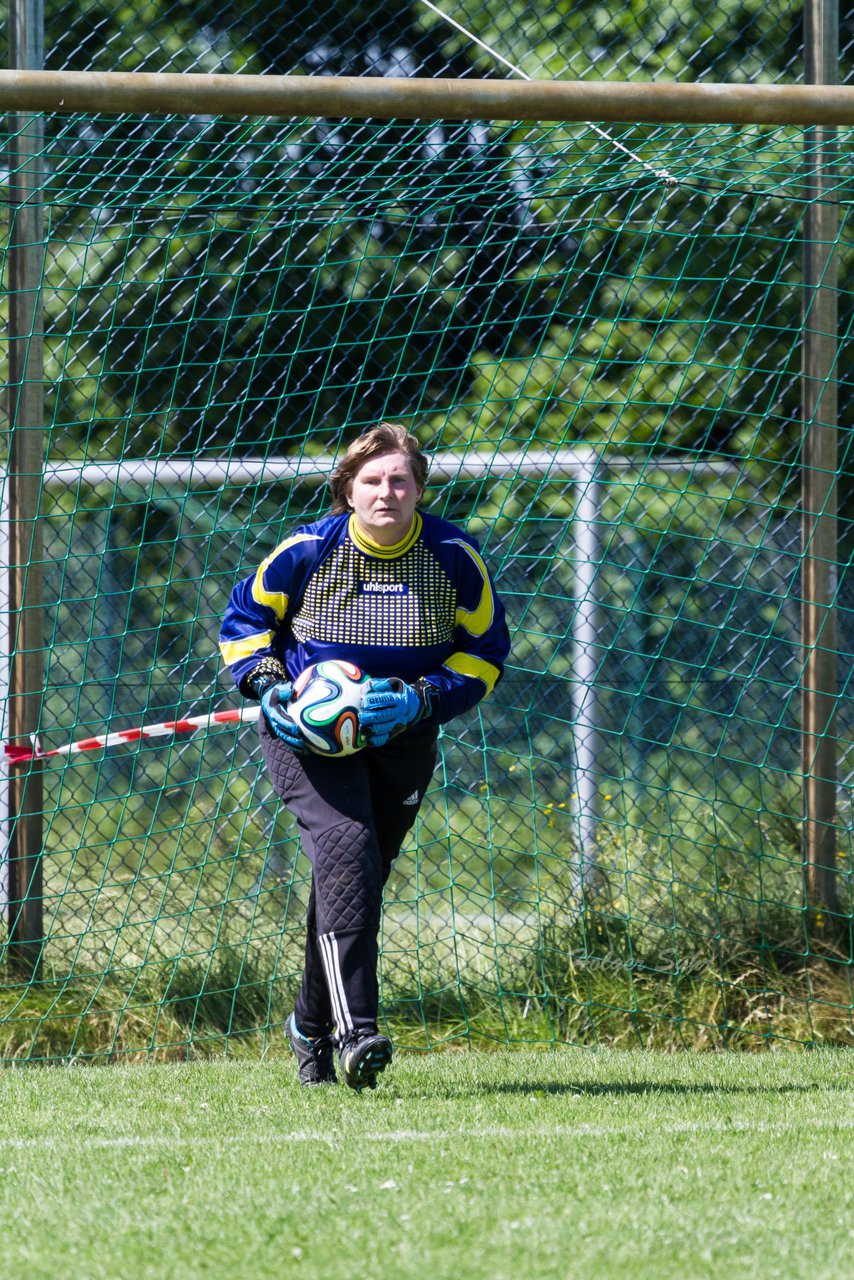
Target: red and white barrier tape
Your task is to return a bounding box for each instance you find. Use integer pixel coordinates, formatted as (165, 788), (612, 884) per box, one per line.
(3, 705), (261, 765)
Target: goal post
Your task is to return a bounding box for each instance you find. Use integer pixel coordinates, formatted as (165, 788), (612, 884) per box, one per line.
(6, 0), (46, 976)
(2, 68), (851, 1053)
(802, 0), (840, 916)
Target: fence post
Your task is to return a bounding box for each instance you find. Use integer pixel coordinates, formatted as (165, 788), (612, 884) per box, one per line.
(801, 0), (839, 919)
(6, 0), (46, 975)
(572, 461), (601, 888)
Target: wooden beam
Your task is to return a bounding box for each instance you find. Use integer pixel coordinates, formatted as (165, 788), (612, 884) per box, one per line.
(1, 71), (854, 125)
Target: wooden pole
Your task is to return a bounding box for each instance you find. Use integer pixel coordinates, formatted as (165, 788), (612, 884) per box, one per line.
(802, 0), (839, 918)
(6, 0), (45, 976)
(0, 71), (854, 125)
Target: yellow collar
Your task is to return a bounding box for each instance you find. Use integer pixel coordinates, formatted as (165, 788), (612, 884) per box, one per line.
(348, 512), (422, 559)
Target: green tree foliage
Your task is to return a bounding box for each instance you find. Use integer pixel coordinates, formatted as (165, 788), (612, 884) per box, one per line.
(433, 0), (807, 84)
(30, 0), (849, 469)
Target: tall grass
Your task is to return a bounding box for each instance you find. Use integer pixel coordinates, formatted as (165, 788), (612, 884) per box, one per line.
(3, 782), (851, 1063)
(2, 907), (850, 1063)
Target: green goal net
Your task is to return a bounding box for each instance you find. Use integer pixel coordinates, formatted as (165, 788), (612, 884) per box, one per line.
(1, 105), (852, 1059)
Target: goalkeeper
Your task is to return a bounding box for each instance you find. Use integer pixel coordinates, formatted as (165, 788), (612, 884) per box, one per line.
(219, 424), (510, 1091)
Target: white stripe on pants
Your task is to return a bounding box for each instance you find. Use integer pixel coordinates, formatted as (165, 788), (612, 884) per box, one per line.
(319, 931), (354, 1036)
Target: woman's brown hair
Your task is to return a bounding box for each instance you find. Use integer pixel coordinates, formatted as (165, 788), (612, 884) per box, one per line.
(328, 423), (430, 514)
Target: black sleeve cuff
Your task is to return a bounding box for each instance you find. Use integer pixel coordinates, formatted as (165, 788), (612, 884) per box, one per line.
(414, 678), (439, 724)
(241, 657), (289, 700)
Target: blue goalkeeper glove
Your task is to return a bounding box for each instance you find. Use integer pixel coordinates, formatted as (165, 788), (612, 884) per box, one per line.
(259, 682), (308, 754)
(360, 677), (433, 747)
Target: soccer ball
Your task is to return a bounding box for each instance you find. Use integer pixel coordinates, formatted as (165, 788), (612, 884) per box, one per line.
(288, 660), (369, 756)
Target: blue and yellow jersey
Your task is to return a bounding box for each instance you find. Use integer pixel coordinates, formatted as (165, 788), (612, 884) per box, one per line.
(219, 509), (510, 724)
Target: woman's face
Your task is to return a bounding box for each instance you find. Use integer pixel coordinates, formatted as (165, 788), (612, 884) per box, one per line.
(347, 451), (422, 546)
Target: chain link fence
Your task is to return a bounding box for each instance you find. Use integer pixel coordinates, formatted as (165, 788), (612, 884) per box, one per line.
(35, 1), (854, 85)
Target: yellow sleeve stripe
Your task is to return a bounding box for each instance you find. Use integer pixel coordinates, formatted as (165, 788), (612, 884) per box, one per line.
(443, 652), (501, 696)
(219, 631), (274, 665)
(446, 539), (495, 638)
(251, 533), (320, 621)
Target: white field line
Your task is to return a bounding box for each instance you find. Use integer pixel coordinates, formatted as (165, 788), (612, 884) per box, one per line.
(1, 1117), (853, 1150)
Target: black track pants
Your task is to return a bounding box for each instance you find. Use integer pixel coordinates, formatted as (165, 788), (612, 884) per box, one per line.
(260, 717), (438, 1040)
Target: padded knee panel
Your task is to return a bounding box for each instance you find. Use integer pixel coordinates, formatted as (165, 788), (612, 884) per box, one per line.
(312, 820), (383, 935)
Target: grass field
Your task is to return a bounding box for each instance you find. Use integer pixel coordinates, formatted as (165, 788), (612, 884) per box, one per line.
(1, 1050), (852, 1279)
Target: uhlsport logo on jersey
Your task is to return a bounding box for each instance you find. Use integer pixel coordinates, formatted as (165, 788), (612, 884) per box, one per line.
(360, 582), (409, 595)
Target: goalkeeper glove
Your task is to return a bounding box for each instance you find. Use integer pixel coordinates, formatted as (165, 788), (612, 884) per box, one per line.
(259, 682), (308, 754)
(360, 677), (434, 747)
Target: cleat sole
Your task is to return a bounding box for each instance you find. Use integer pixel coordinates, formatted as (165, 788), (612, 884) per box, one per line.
(341, 1038), (393, 1091)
